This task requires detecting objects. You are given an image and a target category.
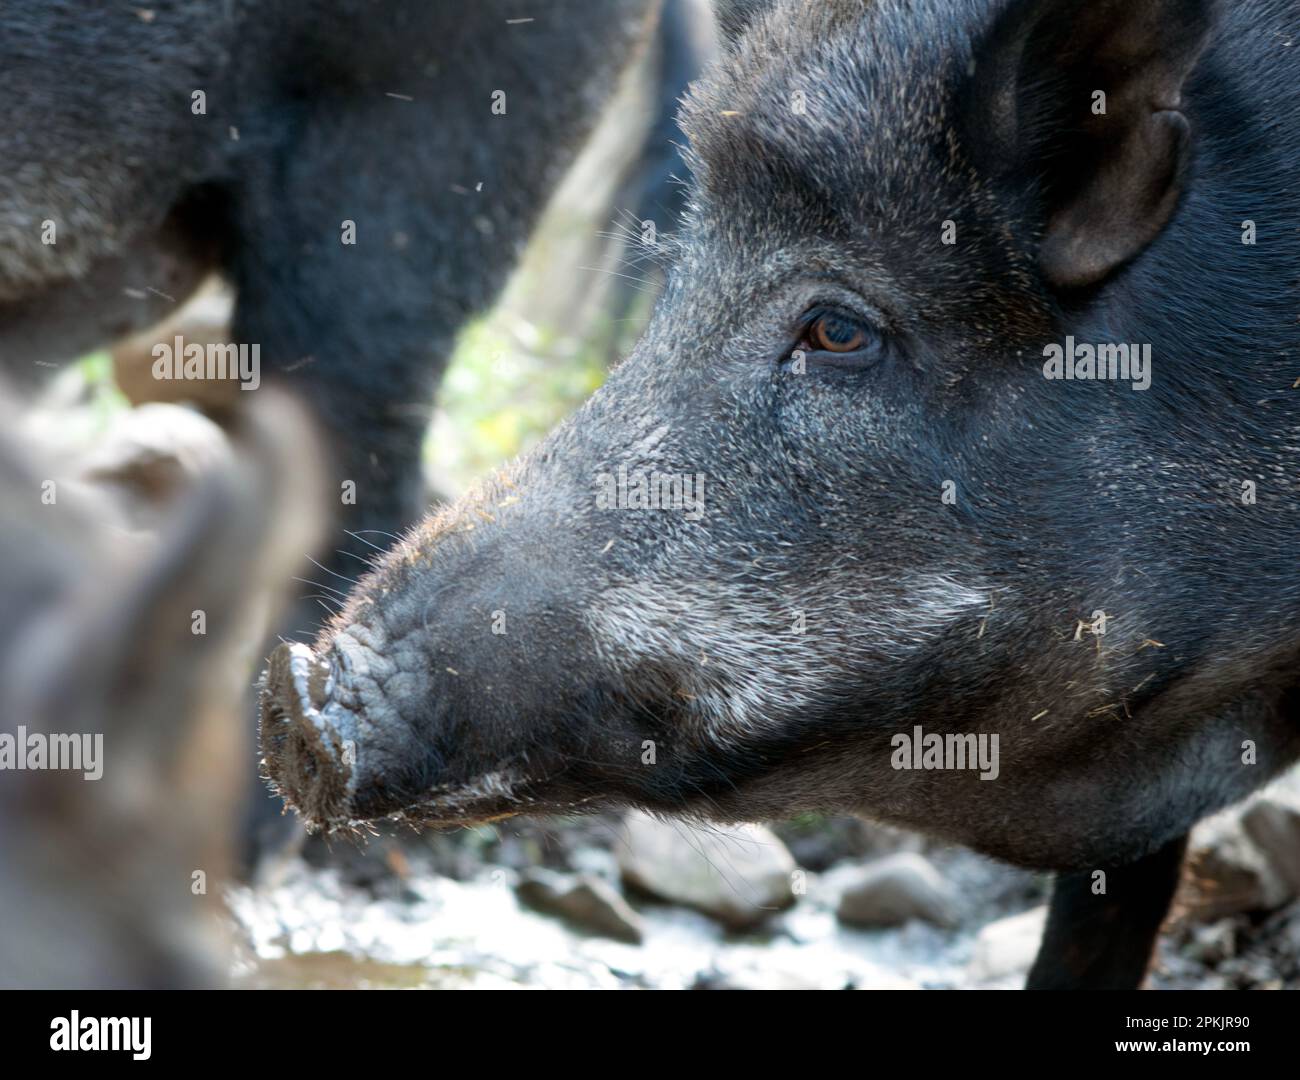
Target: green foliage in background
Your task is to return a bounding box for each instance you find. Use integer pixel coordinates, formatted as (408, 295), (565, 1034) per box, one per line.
(425, 313), (619, 494)
(80, 351), (129, 413)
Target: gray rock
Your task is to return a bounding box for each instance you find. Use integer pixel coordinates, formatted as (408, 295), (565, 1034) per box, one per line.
(515, 869), (644, 944)
(615, 812), (796, 930)
(1184, 919), (1237, 965)
(1183, 809), (1293, 920)
(967, 906), (1047, 983)
(835, 852), (961, 929)
(1241, 791), (1300, 895)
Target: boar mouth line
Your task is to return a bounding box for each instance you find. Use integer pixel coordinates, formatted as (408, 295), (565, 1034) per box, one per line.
(386, 790), (603, 830)
(376, 770), (602, 831)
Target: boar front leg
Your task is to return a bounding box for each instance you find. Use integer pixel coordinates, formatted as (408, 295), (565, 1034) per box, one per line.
(1025, 835), (1187, 990)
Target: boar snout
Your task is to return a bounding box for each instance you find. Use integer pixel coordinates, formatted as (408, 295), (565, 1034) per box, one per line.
(261, 642), (361, 829)
(259, 540), (598, 832)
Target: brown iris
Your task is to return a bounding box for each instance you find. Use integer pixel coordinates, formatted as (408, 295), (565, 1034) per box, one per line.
(807, 312), (869, 353)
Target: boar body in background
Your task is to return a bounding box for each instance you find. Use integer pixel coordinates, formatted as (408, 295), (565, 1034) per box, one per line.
(264, 0), (1300, 988)
(0, 0), (704, 856)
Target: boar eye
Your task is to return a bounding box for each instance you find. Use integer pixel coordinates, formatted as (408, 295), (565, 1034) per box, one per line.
(808, 312), (868, 353)
(795, 307), (882, 366)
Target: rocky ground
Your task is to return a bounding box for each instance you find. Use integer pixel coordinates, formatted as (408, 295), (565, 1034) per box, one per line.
(229, 769), (1300, 990)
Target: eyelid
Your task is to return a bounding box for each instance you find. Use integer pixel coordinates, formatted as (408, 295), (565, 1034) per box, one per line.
(803, 303), (863, 326)
(801, 300), (886, 336)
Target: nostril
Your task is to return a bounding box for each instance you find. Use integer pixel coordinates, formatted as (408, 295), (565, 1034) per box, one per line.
(259, 642), (354, 829)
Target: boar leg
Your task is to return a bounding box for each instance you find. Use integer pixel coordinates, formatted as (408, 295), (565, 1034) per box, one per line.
(1025, 835), (1187, 990)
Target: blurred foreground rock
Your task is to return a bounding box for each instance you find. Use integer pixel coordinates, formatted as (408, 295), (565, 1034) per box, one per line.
(0, 390), (321, 987)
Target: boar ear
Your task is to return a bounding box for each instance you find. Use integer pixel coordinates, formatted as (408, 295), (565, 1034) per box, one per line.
(967, 0), (1217, 290)
(712, 0), (773, 46)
